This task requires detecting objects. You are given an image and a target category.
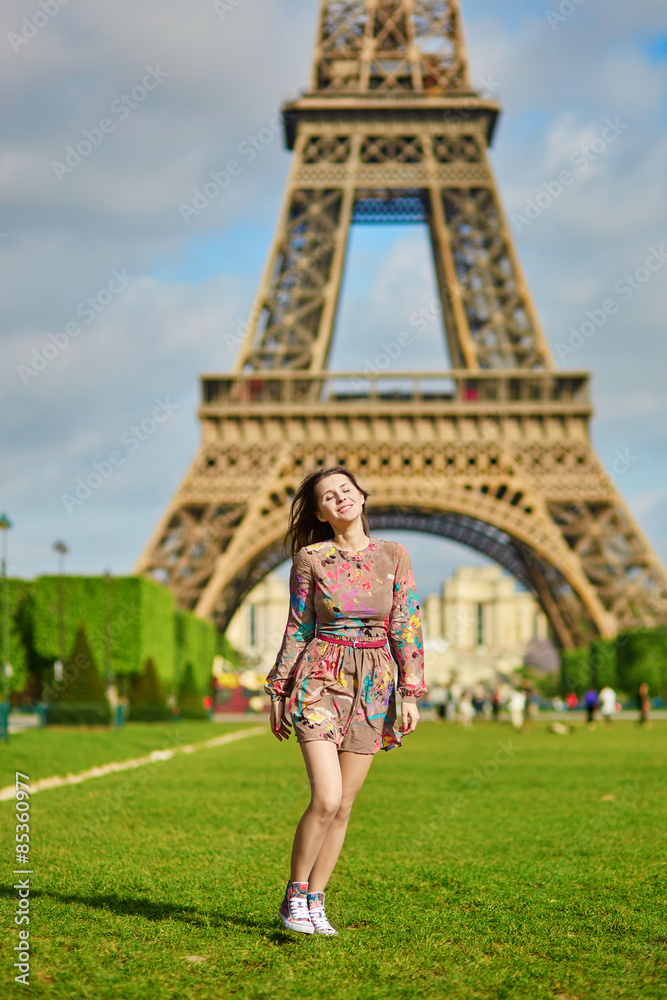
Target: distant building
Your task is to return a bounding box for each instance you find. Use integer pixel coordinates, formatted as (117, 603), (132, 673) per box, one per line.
(423, 566), (549, 688)
(227, 563), (550, 691)
(226, 574), (290, 675)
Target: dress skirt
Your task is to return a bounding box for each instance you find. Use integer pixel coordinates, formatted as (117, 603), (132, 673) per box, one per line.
(289, 629), (398, 754)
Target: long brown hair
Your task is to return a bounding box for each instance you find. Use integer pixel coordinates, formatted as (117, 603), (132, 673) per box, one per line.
(284, 466), (371, 560)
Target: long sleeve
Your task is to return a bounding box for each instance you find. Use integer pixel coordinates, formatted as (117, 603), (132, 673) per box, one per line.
(388, 542), (426, 699)
(264, 547), (316, 700)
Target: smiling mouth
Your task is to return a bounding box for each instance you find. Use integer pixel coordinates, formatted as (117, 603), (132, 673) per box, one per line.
(338, 504), (353, 512)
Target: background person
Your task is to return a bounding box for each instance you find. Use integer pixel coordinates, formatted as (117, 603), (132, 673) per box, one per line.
(584, 687), (599, 728)
(508, 688), (526, 729)
(598, 684), (616, 727)
(638, 682), (650, 726)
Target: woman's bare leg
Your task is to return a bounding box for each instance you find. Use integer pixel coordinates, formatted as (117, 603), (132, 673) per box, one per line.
(290, 741), (343, 882)
(307, 750), (374, 892)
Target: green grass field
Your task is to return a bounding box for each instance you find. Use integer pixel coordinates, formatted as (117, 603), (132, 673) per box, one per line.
(2, 719), (666, 999)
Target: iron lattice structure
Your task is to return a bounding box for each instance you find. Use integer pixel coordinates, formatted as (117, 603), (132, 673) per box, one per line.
(135, 0), (667, 648)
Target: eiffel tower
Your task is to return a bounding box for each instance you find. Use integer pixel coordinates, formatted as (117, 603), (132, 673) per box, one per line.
(135, 0), (667, 648)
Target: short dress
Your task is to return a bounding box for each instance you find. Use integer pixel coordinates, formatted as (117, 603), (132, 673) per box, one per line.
(264, 537), (426, 754)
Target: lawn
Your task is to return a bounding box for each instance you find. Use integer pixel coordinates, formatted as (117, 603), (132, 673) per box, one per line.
(2, 719), (666, 999)
(0, 719), (257, 790)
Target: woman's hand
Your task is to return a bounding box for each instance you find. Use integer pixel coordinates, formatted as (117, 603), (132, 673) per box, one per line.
(270, 698), (292, 741)
(399, 698), (420, 735)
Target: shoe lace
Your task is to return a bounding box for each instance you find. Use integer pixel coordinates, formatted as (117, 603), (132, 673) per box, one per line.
(288, 893), (311, 922)
(308, 903), (336, 933)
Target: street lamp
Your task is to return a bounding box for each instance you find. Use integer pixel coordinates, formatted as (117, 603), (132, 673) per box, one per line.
(0, 513), (13, 741)
(103, 569), (122, 727)
(52, 540), (69, 672)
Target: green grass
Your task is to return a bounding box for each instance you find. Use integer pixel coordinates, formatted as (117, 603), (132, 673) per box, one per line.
(2, 720), (666, 999)
(0, 720), (260, 788)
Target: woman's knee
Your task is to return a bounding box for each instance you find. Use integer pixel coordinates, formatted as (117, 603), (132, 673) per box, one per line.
(310, 791), (342, 819)
(333, 796), (355, 823)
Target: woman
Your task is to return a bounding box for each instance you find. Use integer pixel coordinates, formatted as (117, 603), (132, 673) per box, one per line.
(264, 466), (426, 937)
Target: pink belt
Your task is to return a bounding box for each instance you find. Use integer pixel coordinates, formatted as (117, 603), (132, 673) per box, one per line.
(315, 630), (387, 649)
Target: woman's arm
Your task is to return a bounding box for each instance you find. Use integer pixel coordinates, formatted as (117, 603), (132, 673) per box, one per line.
(264, 547), (316, 702)
(388, 542), (427, 702)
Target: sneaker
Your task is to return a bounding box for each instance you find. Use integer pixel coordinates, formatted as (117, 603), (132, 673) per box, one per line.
(307, 891), (338, 936)
(279, 880), (314, 934)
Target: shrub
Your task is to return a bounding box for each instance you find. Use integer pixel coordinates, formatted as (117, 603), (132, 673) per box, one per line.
(128, 657), (172, 723)
(45, 623), (111, 726)
(178, 662), (207, 720)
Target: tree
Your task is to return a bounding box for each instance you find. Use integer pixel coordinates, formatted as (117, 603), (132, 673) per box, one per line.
(616, 629), (667, 701)
(178, 662), (207, 720)
(128, 658), (172, 722)
(47, 623), (111, 726)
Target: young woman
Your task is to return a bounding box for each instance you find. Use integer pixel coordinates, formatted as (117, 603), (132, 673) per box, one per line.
(264, 466), (426, 936)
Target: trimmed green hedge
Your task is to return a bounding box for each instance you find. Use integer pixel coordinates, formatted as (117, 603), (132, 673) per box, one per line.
(29, 574), (215, 698)
(175, 610), (216, 697)
(3, 581), (54, 703)
(33, 575), (175, 685)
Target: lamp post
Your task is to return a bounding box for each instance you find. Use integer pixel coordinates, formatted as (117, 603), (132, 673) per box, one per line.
(52, 540), (69, 673)
(0, 514), (13, 742)
(103, 569), (121, 727)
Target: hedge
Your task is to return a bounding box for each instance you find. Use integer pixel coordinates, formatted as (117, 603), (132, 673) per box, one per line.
(2, 580), (35, 696)
(175, 610), (216, 698)
(33, 575), (175, 686)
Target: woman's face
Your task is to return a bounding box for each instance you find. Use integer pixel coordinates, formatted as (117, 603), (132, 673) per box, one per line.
(315, 473), (364, 528)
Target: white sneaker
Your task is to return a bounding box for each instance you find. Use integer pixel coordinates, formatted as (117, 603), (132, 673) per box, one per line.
(279, 881), (314, 934)
(307, 891), (338, 936)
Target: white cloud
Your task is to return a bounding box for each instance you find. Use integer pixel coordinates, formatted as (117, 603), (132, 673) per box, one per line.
(2, 0), (667, 586)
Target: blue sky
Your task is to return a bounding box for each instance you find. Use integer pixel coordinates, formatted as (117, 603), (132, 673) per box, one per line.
(1, 0), (667, 603)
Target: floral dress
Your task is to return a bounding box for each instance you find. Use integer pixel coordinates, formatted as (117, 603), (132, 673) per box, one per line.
(264, 537), (426, 754)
